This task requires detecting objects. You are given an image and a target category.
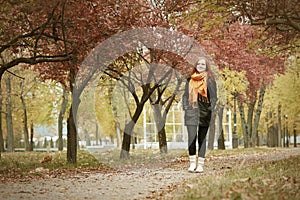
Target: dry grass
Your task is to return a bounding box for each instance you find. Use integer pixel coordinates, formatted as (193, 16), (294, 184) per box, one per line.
(178, 150), (300, 200)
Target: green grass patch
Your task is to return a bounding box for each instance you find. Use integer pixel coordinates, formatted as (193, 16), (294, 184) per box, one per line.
(206, 147), (276, 157)
(179, 155), (300, 200)
(0, 150), (101, 176)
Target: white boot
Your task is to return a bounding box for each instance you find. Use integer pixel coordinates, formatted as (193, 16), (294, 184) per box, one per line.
(188, 155), (197, 172)
(195, 157), (204, 173)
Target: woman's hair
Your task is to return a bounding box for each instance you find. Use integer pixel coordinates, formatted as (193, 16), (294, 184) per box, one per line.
(190, 57), (212, 77)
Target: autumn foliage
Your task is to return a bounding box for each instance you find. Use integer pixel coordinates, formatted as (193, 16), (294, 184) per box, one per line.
(0, 0), (298, 161)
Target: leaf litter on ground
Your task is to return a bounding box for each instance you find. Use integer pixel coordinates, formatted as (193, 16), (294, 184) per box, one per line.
(0, 147), (299, 200)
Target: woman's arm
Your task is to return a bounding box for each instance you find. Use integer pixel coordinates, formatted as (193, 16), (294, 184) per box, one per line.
(208, 78), (217, 109)
(182, 80), (191, 110)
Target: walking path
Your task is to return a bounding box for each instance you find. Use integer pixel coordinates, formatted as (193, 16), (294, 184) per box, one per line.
(1, 148), (299, 200)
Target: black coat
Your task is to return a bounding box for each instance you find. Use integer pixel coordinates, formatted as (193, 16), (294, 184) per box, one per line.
(182, 77), (217, 126)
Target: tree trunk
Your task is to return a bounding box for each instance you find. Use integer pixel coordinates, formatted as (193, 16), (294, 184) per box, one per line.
(286, 121), (289, 147)
(267, 111), (277, 147)
(208, 105), (219, 150)
(158, 127), (168, 153)
(218, 129), (225, 149)
(218, 107), (224, 148)
(131, 135), (135, 150)
(116, 122), (121, 148)
(0, 78), (5, 153)
(293, 123), (297, 147)
(67, 87), (80, 164)
(58, 88), (68, 151)
(120, 120), (135, 159)
(85, 127), (91, 146)
(20, 93), (30, 151)
(252, 85), (266, 147)
(120, 105), (144, 159)
(67, 104), (78, 164)
(232, 94), (238, 148)
(247, 100), (255, 147)
(266, 109), (279, 147)
(95, 123), (99, 146)
(238, 100), (248, 148)
(283, 115), (286, 147)
(20, 80), (30, 151)
(151, 104), (167, 154)
(29, 123), (34, 151)
(155, 111), (168, 154)
(6, 77), (14, 152)
(277, 103), (282, 147)
(266, 114), (270, 147)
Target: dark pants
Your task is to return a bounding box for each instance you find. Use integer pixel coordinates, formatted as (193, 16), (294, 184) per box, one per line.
(187, 125), (209, 157)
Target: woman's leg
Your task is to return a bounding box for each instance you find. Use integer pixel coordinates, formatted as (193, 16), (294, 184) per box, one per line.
(195, 126), (209, 173)
(187, 125), (197, 155)
(187, 125), (198, 172)
(198, 126), (209, 158)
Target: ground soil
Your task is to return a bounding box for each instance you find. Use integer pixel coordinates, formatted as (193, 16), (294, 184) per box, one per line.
(0, 148), (299, 200)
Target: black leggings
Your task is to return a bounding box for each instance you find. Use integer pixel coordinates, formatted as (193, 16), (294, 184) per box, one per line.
(187, 125), (209, 157)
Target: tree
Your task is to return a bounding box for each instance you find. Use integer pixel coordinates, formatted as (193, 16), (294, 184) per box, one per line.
(174, 1), (298, 148)
(43, 137), (48, 148)
(220, 67), (248, 147)
(71, 0), (205, 160)
(106, 54), (171, 159)
(5, 76), (14, 152)
(136, 49), (185, 154)
(214, 23), (285, 147)
(264, 54), (300, 146)
(149, 72), (183, 154)
(95, 79), (117, 146)
(0, 0), (73, 156)
(219, 0), (299, 65)
(59, 0), (169, 162)
(183, 14), (285, 147)
(172, 1), (232, 150)
(50, 137), (54, 148)
(20, 76), (30, 151)
(0, 0), (126, 162)
(57, 86), (68, 151)
(222, 1), (300, 33)
(0, 0), (210, 162)
(1, 67), (58, 152)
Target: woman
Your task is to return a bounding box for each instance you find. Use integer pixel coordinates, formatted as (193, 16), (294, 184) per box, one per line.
(182, 57), (217, 173)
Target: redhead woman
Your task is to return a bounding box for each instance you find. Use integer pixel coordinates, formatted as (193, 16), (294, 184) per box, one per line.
(182, 57), (217, 173)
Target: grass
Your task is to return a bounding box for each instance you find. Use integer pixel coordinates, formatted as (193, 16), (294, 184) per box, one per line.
(0, 150), (102, 177)
(1, 146), (299, 200)
(0, 147), (279, 173)
(178, 153), (300, 200)
(205, 146), (277, 157)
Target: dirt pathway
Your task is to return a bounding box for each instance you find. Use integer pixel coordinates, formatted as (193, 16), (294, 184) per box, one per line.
(1, 148), (299, 200)
(0, 167), (198, 199)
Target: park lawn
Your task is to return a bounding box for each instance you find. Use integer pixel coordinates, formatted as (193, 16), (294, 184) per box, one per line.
(178, 152), (300, 200)
(0, 146), (299, 200)
(0, 150), (108, 179)
(0, 147), (274, 170)
(0, 147), (282, 177)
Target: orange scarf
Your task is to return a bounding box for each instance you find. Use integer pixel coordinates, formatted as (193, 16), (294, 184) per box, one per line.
(189, 71), (208, 108)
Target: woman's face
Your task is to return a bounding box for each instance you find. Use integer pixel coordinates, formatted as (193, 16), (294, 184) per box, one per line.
(196, 59), (206, 72)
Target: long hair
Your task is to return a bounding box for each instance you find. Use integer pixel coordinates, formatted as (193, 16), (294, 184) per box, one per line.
(190, 57), (213, 79)
(188, 57), (215, 103)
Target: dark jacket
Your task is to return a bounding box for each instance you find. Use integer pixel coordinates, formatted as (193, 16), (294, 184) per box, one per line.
(182, 77), (217, 126)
